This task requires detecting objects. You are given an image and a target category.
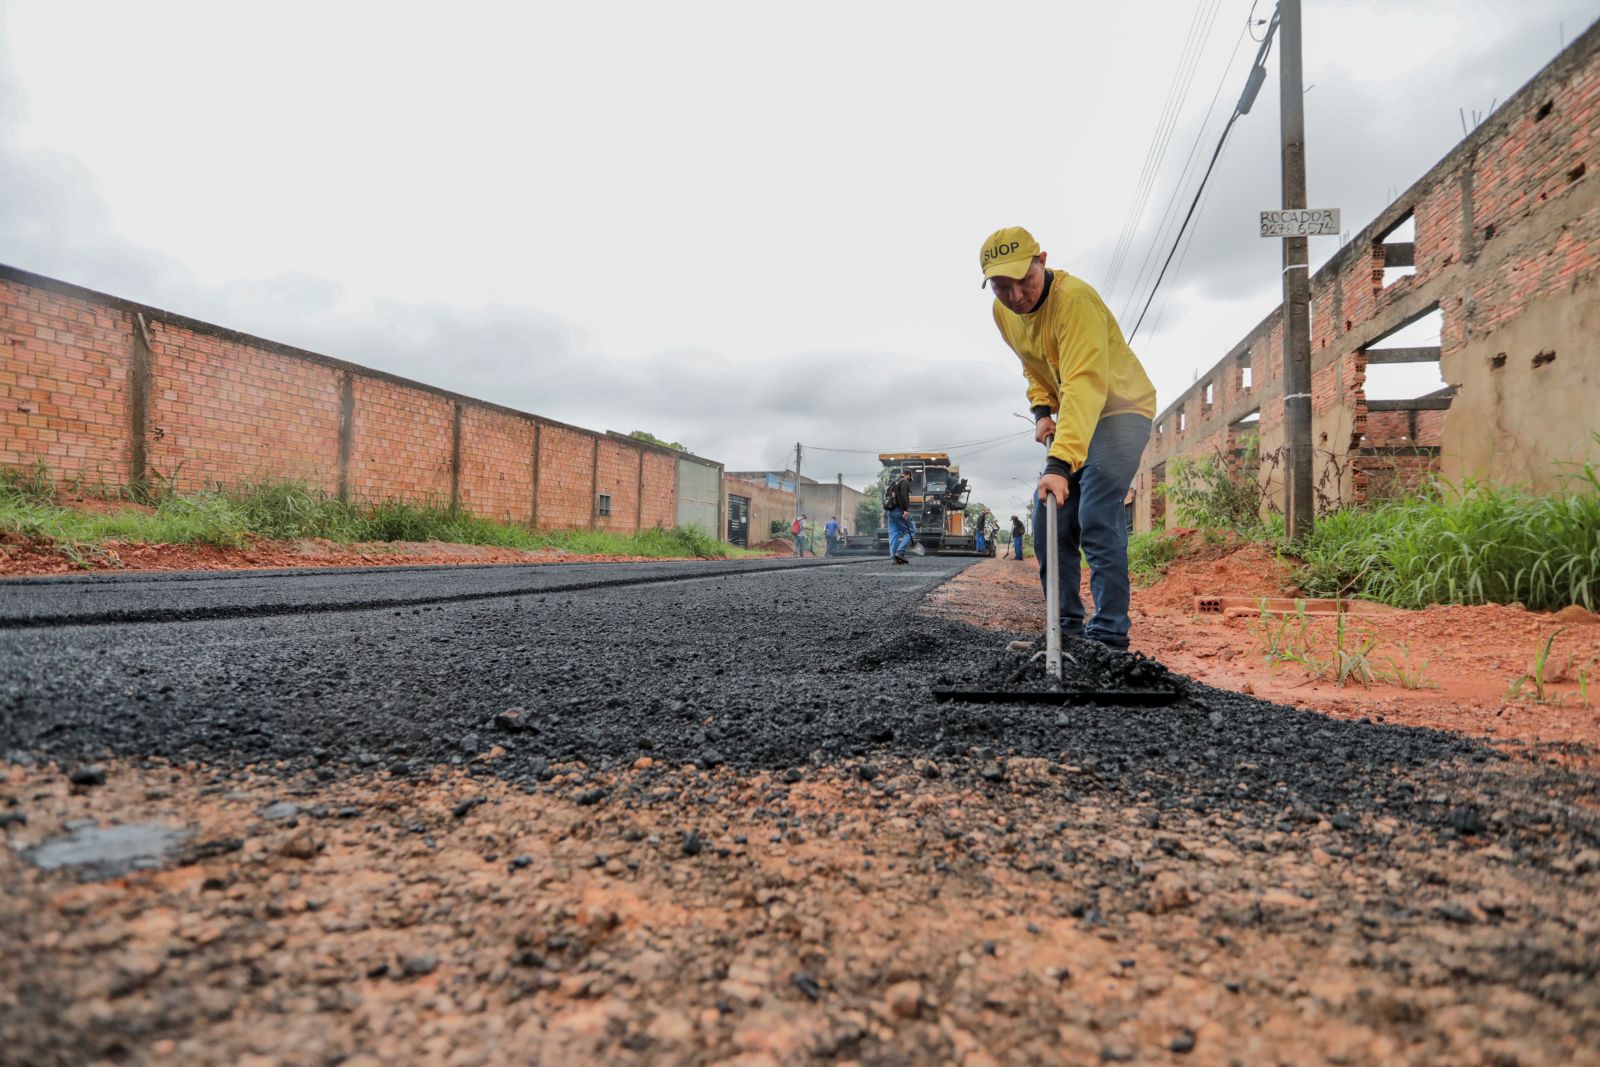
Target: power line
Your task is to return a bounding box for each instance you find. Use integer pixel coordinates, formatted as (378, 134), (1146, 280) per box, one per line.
(1100, 0), (1223, 300)
(1128, 5), (1280, 343)
(802, 429), (1031, 456)
(951, 434), (1039, 463)
(1118, 14), (1251, 326)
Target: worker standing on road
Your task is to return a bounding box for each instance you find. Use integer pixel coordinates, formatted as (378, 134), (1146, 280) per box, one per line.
(885, 470), (914, 565)
(1009, 515), (1025, 561)
(980, 226), (1156, 649)
(825, 516), (840, 556)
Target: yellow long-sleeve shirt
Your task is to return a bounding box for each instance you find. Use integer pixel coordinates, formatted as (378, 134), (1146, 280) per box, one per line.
(992, 270), (1156, 471)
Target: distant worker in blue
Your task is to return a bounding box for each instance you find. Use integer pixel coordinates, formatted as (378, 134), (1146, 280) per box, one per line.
(1009, 515), (1025, 561)
(824, 515), (840, 555)
(980, 226), (1156, 648)
(884, 469), (914, 565)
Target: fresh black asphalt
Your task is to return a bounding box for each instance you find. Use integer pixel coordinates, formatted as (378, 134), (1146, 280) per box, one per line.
(1, 556), (1595, 856)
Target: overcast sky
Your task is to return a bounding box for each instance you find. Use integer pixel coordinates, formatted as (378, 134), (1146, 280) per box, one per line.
(2, 1), (1594, 518)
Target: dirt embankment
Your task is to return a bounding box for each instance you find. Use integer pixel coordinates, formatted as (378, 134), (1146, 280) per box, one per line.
(927, 540), (1600, 764)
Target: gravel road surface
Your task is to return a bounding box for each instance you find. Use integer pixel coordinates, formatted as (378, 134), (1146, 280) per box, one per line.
(2, 556), (1597, 1065)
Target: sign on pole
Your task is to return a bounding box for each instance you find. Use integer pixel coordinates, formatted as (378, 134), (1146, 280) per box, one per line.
(1259, 208), (1340, 237)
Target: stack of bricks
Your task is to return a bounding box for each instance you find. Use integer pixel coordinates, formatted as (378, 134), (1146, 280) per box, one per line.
(0, 265), (717, 538)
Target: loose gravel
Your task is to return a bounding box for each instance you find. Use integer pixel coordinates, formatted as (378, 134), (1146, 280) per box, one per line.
(2, 556), (1598, 1064)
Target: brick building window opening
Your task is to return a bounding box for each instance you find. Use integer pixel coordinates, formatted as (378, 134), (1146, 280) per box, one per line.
(1364, 308), (1446, 402)
(1155, 420), (1165, 438)
(1177, 409), (1187, 433)
(1377, 212), (1416, 288)
(1202, 380), (1215, 408)
(1237, 351), (1252, 391)
(597, 493), (612, 517)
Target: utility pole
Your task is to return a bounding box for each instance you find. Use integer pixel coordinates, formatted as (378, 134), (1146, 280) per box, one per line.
(793, 443), (803, 524)
(1279, 0), (1314, 540)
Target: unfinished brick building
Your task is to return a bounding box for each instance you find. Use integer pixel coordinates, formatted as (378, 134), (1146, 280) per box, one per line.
(0, 266), (724, 537)
(1133, 21), (1599, 533)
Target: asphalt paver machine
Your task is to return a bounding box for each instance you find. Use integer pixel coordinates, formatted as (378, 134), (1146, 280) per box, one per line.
(867, 452), (995, 558)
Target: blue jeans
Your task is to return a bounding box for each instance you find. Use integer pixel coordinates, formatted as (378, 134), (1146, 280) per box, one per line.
(1012, 535), (1024, 559)
(886, 510), (913, 558)
(1033, 413), (1151, 648)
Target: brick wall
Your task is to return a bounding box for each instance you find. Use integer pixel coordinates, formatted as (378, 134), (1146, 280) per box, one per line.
(458, 404), (535, 524)
(0, 266), (718, 536)
(534, 423), (598, 531)
(1134, 21), (1600, 530)
(638, 449), (678, 529)
(349, 376), (454, 505)
(0, 281), (131, 485)
(148, 320), (343, 494)
(594, 437), (640, 532)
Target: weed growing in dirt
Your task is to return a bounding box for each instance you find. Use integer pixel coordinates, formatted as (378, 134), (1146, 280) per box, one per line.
(1252, 600), (1420, 690)
(1508, 628), (1566, 704)
(1252, 600), (1309, 669)
(1381, 642), (1438, 690)
(1296, 464), (1600, 612)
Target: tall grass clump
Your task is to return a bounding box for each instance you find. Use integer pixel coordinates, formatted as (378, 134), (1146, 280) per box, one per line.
(1127, 530), (1181, 584)
(1296, 468), (1600, 611)
(0, 460), (55, 505)
(229, 480), (365, 541)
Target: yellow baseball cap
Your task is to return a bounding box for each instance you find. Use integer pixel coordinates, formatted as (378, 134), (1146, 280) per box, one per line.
(979, 226), (1041, 286)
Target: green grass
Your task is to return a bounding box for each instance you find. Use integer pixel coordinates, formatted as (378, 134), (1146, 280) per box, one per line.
(1294, 470), (1600, 611)
(1128, 530), (1181, 585)
(0, 471), (752, 562)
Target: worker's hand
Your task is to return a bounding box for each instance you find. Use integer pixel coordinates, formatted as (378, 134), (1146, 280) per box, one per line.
(1034, 415), (1057, 445)
(1036, 472), (1071, 507)
(901, 509), (910, 520)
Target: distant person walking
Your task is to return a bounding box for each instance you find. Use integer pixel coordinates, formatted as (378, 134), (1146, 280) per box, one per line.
(791, 514), (810, 557)
(1009, 515), (1025, 561)
(980, 226), (1155, 648)
(824, 516), (840, 556)
(884, 470), (914, 565)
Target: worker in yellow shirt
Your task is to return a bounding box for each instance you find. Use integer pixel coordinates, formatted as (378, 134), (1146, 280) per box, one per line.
(980, 226), (1156, 649)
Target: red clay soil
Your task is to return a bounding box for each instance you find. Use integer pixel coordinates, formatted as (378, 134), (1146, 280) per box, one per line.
(926, 538), (1600, 765)
(0, 535), (780, 578)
